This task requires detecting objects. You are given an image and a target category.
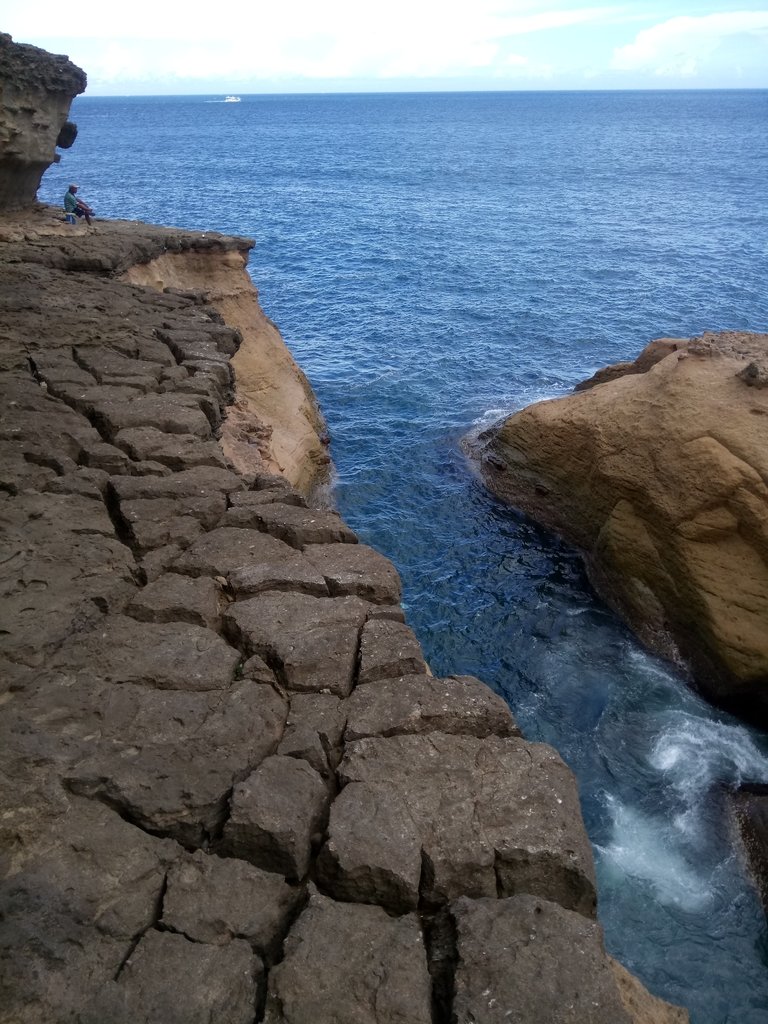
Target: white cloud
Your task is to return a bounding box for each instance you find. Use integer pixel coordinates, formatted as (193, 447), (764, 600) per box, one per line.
(4, 1), (616, 83)
(611, 11), (768, 77)
(9, 1), (764, 88)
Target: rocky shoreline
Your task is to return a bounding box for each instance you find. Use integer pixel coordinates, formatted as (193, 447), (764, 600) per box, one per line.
(0, 203), (688, 1024)
(0, 33), (688, 1024)
(466, 332), (768, 727)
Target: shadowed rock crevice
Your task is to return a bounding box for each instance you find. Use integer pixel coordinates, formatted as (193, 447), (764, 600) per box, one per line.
(114, 873), (169, 980)
(422, 909), (458, 1024)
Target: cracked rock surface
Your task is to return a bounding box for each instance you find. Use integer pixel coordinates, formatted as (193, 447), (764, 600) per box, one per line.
(0, 214), (689, 1022)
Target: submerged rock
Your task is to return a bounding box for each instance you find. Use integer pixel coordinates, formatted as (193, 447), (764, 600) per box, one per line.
(467, 332), (768, 725)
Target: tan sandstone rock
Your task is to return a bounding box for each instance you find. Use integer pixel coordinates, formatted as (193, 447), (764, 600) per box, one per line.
(468, 332), (768, 723)
(0, 35), (86, 209)
(120, 249), (331, 494)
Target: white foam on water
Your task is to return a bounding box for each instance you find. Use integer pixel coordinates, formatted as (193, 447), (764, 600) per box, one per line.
(469, 407), (514, 430)
(598, 795), (713, 912)
(650, 712), (768, 804)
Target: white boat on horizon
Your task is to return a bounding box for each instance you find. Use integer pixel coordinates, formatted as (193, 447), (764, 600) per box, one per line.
(224, 95), (241, 103)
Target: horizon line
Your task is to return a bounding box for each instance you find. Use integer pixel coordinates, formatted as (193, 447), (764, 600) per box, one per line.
(76, 85), (768, 99)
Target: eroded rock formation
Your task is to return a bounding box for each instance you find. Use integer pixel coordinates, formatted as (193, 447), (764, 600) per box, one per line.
(0, 34), (86, 209)
(468, 333), (768, 725)
(0, 209), (688, 1022)
(122, 250), (330, 494)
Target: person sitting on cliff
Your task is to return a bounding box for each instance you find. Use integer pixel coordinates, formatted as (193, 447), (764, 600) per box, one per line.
(63, 183), (93, 225)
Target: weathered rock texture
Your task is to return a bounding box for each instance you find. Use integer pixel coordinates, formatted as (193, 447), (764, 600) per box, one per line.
(121, 249), (330, 494)
(0, 210), (689, 1022)
(0, 35), (86, 209)
(468, 333), (768, 725)
(733, 784), (768, 914)
(0, 45), (687, 1022)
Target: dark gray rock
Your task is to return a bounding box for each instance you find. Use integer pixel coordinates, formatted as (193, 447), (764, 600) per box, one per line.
(162, 850), (302, 961)
(91, 393), (213, 442)
(358, 618), (428, 684)
(228, 557), (329, 598)
(115, 426), (228, 470)
(110, 465), (243, 502)
(0, 492), (136, 668)
(452, 895), (632, 1024)
(42, 466), (110, 498)
(126, 572), (222, 629)
(318, 733), (596, 916)
(241, 652), (278, 684)
(224, 592), (370, 697)
(117, 495), (226, 552)
(50, 614), (240, 691)
(344, 674), (520, 741)
(74, 347), (164, 386)
(230, 486), (307, 508)
(303, 541), (402, 604)
(64, 680), (288, 845)
(733, 783), (768, 913)
(222, 755), (329, 880)
(222, 502), (358, 548)
(82, 438), (137, 474)
(140, 542), (185, 580)
(737, 360), (768, 388)
(0, 797), (177, 1023)
(172, 525), (299, 578)
(84, 930), (261, 1024)
(277, 692), (347, 778)
(264, 890), (432, 1024)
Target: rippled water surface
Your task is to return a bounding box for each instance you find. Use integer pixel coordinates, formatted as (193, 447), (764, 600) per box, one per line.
(42, 90), (768, 1022)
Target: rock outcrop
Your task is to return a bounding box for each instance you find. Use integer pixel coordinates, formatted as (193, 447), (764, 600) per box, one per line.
(0, 35), (86, 210)
(122, 250), (330, 494)
(467, 333), (768, 725)
(0, 41), (688, 1023)
(0, 211), (688, 1023)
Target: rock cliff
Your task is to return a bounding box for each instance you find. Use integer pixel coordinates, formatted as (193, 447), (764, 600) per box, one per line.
(0, 34), (86, 210)
(467, 332), (768, 725)
(0, 40), (688, 1024)
(0, 209), (688, 1023)
(121, 249), (330, 494)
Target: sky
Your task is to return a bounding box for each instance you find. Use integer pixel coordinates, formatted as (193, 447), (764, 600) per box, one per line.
(4, 1), (767, 94)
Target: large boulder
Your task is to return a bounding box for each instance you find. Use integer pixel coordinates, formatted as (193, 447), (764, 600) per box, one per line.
(468, 332), (768, 724)
(0, 34), (86, 209)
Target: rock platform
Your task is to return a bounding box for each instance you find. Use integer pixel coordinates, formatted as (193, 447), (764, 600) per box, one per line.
(0, 212), (688, 1021)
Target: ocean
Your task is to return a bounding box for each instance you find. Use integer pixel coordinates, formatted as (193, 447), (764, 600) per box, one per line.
(40, 89), (768, 1023)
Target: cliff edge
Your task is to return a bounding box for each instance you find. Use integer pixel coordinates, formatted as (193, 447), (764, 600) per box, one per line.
(0, 36), (688, 1023)
(467, 332), (768, 725)
(0, 210), (688, 1024)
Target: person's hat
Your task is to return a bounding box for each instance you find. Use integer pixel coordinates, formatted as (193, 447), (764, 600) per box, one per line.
(70, 183), (78, 189)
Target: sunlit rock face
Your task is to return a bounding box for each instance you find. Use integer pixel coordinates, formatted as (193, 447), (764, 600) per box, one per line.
(0, 33), (86, 210)
(468, 332), (768, 725)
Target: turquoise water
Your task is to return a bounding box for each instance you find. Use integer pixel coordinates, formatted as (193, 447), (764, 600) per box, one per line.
(41, 90), (768, 1022)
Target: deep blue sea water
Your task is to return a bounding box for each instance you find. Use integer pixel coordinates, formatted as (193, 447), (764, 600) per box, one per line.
(41, 90), (768, 1023)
